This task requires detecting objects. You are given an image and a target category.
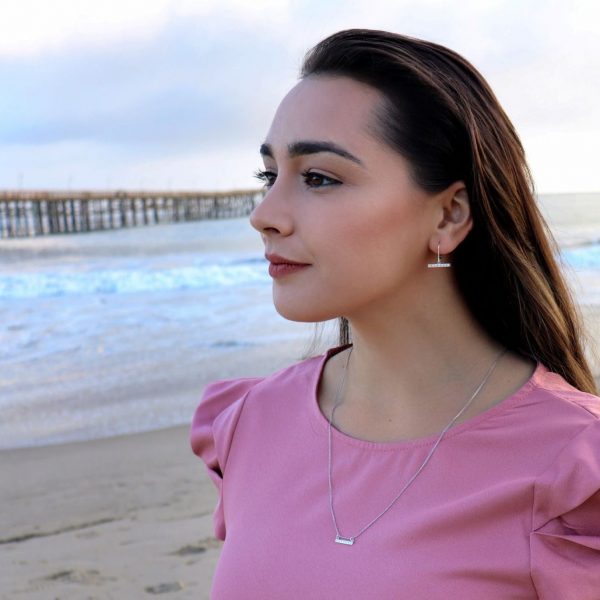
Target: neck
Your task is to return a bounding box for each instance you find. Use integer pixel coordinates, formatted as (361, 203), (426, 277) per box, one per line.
(342, 278), (506, 418)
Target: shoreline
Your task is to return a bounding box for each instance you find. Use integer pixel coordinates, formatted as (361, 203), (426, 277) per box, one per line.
(3, 301), (600, 453)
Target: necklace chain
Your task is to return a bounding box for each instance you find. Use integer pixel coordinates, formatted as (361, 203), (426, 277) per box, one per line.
(328, 345), (507, 545)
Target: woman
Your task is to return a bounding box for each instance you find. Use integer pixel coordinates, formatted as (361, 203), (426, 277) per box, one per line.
(190, 29), (600, 598)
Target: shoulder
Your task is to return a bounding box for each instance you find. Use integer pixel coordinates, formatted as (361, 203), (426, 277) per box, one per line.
(190, 349), (329, 442)
(535, 364), (600, 419)
(529, 361), (600, 482)
(498, 361), (599, 466)
(198, 350), (326, 408)
(492, 361), (600, 490)
(189, 350), (329, 484)
(515, 362), (599, 471)
(522, 362), (600, 438)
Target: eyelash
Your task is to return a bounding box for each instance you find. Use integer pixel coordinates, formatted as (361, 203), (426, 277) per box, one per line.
(252, 168), (341, 189)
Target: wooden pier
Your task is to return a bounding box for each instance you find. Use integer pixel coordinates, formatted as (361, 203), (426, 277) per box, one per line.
(0, 189), (263, 238)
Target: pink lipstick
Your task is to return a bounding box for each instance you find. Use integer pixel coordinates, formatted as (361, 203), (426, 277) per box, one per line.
(265, 253), (311, 279)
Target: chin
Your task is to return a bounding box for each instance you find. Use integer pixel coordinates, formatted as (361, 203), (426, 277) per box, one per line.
(272, 295), (339, 323)
(273, 304), (328, 323)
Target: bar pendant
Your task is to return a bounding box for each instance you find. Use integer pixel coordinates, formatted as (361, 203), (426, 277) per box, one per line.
(427, 262), (451, 268)
(335, 535), (354, 545)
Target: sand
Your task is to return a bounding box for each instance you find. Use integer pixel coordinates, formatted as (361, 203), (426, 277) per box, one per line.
(1, 425), (218, 599)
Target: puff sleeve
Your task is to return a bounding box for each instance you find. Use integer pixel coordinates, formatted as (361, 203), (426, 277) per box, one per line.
(530, 418), (600, 599)
(189, 377), (261, 540)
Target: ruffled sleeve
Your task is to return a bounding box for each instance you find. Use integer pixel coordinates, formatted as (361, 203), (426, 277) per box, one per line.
(189, 377), (262, 540)
(530, 418), (600, 599)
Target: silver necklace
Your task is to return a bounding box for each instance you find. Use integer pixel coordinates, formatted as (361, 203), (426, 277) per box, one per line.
(328, 345), (507, 546)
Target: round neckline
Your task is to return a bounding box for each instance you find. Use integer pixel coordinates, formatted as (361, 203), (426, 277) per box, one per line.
(309, 343), (545, 451)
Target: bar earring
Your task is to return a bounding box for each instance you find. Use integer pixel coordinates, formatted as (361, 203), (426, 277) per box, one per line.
(427, 242), (451, 268)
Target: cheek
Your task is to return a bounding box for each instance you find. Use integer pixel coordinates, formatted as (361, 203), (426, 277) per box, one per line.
(270, 198), (425, 322)
(321, 207), (415, 277)
(324, 205), (428, 304)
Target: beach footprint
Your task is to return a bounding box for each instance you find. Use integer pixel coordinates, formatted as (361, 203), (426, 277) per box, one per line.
(145, 581), (185, 594)
(26, 568), (117, 594)
(39, 568), (116, 584)
(170, 536), (222, 556)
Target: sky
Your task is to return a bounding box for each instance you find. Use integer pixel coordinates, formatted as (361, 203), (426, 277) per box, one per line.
(1, 0), (599, 194)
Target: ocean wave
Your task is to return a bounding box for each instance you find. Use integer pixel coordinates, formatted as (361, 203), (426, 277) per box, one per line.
(0, 261), (270, 298)
(1, 244), (598, 299)
(559, 244), (600, 270)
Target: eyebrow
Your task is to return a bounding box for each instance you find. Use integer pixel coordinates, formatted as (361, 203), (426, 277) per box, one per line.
(259, 140), (364, 167)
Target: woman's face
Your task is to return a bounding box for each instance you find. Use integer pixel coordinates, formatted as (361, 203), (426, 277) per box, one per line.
(250, 74), (444, 323)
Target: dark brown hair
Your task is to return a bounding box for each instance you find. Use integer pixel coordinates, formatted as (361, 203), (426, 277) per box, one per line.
(300, 28), (598, 395)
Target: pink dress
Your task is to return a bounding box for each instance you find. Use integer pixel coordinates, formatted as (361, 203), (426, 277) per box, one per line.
(190, 344), (600, 599)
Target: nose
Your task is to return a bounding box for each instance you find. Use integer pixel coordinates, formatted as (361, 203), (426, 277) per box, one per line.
(249, 184), (294, 237)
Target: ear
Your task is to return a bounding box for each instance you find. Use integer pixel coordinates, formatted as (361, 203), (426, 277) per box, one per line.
(429, 182), (472, 256)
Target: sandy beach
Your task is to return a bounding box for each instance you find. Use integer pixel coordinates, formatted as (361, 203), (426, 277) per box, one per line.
(1, 424), (219, 599)
(2, 193), (600, 598)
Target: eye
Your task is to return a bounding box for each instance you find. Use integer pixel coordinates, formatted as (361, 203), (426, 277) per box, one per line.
(253, 168), (276, 188)
(300, 170), (341, 189)
(252, 168), (341, 189)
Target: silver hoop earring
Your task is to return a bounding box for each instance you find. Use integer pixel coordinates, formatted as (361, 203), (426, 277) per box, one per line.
(427, 242), (451, 268)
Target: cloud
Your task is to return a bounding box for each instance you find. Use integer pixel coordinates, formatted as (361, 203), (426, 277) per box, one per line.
(0, 16), (298, 151)
(0, 0), (599, 191)
(0, 0), (291, 57)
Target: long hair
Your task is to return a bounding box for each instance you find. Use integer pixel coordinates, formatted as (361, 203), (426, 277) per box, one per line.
(299, 28), (597, 395)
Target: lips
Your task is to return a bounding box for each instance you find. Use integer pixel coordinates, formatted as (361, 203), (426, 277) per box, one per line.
(265, 253), (311, 279)
(265, 253), (310, 266)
